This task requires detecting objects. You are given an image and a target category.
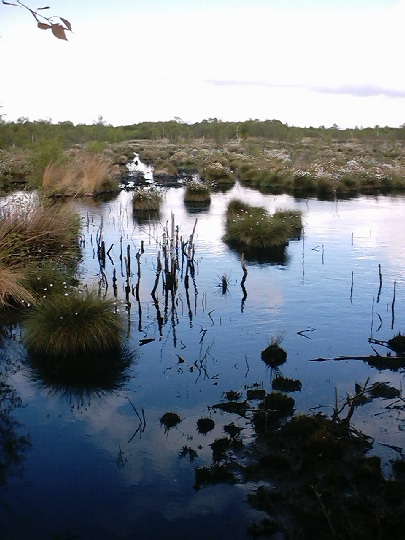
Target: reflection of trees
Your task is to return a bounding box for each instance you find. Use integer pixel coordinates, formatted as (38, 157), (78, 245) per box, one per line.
(0, 331), (30, 486)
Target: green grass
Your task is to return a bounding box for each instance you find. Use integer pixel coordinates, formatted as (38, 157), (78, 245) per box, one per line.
(224, 199), (302, 249)
(24, 290), (124, 359)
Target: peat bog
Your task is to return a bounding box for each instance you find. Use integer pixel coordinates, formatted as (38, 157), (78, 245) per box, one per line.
(1, 151), (405, 538)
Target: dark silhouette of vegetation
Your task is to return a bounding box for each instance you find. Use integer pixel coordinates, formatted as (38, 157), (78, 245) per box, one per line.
(2, 1), (72, 40)
(1, 118), (405, 151)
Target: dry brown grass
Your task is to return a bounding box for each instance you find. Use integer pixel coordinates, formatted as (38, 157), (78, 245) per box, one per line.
(0, 198), (80, 264)
(0, 197), (80, 309)
(42, 152), (118, 196)
(0, 262), (35, 309)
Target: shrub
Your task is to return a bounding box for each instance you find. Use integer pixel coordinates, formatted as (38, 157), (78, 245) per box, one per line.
(30, 139), (66, 187)
(23, 290), (124, 359)
(184, 180), (211, 203)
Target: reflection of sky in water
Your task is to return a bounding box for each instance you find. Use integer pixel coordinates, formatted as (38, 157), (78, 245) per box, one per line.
(1, 186), (405, 538)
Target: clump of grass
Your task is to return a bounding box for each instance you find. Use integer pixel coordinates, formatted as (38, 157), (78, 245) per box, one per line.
(197, 417), (215, 435)
(0, 198), (80, 309)
(132, 188), (163, 212)
(388, 332), (405, 353)
(21, 260), (78, 298)
(0, 197), (80, 265)
(272, 376), (302, 392)
(160, 411), (182, 430)
(223, 390), (242, 401)
(200, 163), (234, 185)
(253, 392), (295, 430)
(184, 180), (211, 203)
(23, 290), (124, 359)
(261, 335), (287, 367)
(224, 199), (302, 250)
(42, 152), (118, 196)
(0, 262), (35, 309)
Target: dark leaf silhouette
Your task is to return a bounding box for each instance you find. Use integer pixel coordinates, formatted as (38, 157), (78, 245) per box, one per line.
(51, 23), (67, 40)
(3, 1), (72, 40)
(60, 17), (72, 31)
(37, 21), (51, 30)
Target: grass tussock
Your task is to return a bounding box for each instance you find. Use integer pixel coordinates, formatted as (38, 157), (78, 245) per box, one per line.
(224, 199), (302, 249)
(132, 188), (163, 211)
(0, 197), (80, 309)
(0, 262), (35, 309)
(42, 152), (118, 196)
(0, 197), (80, 265)
(24, 290), (124, 359)
(184, 180), (211, 203)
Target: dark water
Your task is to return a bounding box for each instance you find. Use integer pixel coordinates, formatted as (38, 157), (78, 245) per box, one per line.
(1, 185), (405, 539)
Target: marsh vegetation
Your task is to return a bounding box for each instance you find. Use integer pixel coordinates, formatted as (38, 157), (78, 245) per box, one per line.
(0, 124), (405, 538)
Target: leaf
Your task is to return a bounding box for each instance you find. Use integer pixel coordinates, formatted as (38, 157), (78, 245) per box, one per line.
(51, 23), (68, 40)
(37, 6), (50, 9)
(37, 22), (51, 30)
(60, 17), (72, 32)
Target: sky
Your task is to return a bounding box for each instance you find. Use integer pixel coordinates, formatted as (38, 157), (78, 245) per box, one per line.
(0, 0), (404, 128)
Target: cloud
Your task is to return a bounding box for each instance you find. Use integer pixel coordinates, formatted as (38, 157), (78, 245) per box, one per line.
(206, 79), (302, 90)
(313, 85), (405, 98)
(206, 79), (405, 100)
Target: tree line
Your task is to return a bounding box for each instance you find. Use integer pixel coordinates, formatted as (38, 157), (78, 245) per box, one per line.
(1, 117), (405, 149)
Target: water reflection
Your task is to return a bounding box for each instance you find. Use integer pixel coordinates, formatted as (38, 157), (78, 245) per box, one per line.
(26, 349), (134, 404)
(1, 186), (405, 538)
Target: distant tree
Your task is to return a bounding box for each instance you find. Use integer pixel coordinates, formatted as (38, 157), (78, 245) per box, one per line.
(2, 0), (72, 40)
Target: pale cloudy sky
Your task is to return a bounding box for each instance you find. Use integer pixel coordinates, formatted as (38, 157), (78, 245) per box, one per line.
(0, 0), (404, 128)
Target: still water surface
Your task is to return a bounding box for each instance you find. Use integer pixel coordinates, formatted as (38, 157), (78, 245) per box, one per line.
(1, 184), (405, 539)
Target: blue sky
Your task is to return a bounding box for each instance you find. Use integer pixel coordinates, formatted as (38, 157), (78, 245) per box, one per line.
(1, 0), (404, 128)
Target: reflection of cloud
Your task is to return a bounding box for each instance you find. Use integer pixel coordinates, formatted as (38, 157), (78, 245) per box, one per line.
(313, 85), (405, 99)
